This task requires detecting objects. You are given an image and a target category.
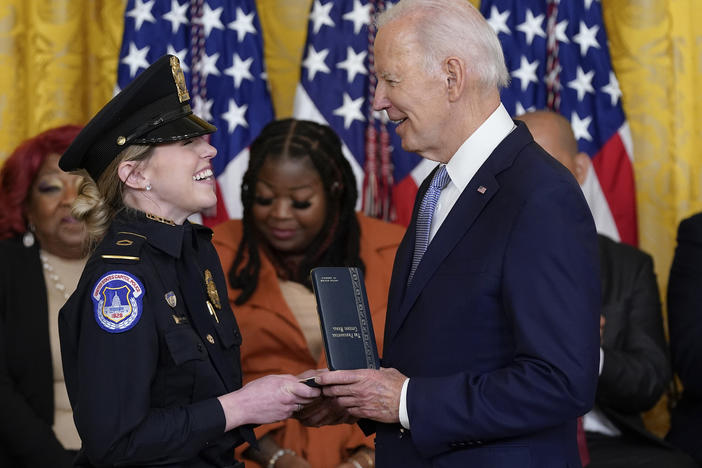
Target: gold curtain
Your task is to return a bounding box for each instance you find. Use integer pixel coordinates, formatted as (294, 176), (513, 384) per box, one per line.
(603, 0), (702, 295)
(0, 0), (124, 160)
(602, 0), (702, 435)
(0, 0), (698, 435)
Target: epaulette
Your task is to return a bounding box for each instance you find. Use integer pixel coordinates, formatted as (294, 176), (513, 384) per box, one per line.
(101, 231), (147, 264)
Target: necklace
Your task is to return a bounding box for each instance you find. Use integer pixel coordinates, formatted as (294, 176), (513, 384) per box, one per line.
(40, 252), (73, 301)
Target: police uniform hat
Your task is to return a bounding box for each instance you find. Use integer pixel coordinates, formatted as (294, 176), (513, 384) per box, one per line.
(60, 54), (216, 180)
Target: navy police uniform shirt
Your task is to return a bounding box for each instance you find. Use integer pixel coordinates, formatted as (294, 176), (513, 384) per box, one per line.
(59, 210), (253, 467)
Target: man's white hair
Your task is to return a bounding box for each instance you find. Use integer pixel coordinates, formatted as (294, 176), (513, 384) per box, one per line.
(376, 0), (509, 90)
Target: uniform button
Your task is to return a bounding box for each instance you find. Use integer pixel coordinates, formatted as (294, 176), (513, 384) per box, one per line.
(197, 343), (204, 352)
(398, 428), (406, 439)
(206, 334), (215, 344)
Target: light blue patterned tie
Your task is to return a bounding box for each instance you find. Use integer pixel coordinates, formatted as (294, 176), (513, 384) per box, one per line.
(408, 165), (450, 285)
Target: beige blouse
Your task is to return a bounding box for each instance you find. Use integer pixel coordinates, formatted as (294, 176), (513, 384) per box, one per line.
(41, 250), (86, 451)
(278, 279), (323, 361)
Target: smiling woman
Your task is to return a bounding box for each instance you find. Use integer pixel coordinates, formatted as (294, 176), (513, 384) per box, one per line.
(0, 125), (86, 467)
(55, 55), (320, 468)
(212, 118), (406, 468)
(118, 137), (218, 224)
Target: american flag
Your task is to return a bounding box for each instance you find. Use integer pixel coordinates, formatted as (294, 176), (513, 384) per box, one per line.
(293, 0), (436, 226)
(481, 0), (637, 245)
(117, 0), (274, 224)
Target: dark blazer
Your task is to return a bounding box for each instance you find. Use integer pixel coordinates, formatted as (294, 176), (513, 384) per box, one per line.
(666, 213), (702, 464)
(0, 237), (75, 467)
(596, 234), (671, 444)
(376, 122), (601, 468)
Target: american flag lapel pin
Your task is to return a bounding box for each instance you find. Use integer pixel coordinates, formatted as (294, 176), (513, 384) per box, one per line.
(477, 186), (487, 194)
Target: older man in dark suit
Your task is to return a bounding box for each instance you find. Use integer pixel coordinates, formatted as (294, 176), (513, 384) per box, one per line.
(522, 109), (697, 468)
(311, 1), (601, 466)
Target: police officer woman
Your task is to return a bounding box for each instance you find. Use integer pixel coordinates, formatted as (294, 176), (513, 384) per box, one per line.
(57, 55), (320, 467)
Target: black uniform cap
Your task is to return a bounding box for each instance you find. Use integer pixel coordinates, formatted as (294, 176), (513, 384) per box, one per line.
(60, 54), (216, 180)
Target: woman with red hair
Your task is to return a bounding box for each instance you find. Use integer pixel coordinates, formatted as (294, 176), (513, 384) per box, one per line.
(0, 124), (86, 467)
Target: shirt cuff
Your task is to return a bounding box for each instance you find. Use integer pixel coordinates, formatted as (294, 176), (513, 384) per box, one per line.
(399, 378), (410, 429)
(598, 347), (604, 375)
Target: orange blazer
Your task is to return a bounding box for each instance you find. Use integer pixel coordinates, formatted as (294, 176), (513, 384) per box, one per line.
(213, 213), (405, 468)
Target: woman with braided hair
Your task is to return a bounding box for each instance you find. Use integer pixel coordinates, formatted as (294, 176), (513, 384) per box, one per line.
(213, 119), (405, 468)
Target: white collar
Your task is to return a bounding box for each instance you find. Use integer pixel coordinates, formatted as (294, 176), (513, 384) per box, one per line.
(445, 103), (515, 192)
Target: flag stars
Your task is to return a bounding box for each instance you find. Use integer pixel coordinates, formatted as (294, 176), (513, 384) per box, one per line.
(511, 56), (539, 92)
(555, 19), (570, 44)
(162, 0), (188, 34)
(195, 52), (221, 80)
(487, 6), (510, 36)
(224, 53), (254, 88)
(342, 0), (371, 35)
(126, 0), (156, 31)
(310, 0), (335, 34)
(221, 99), (249, 133)
(228, 7), (257, 42)
(333, 93), (365, 129)
(514, 102), (535, 117)
(196, 3), (225, 37)
(571, 111), (593, 142)
(192, 96), (214, 121)
(602, 71), (622, 106)
(573, 21), (600, 56)
(337, 47), (367, 83)
(567, 66), (595, 101)
(121, 42), (150, 77)
(516, 9), (546, 45)
(302, 45), (330, 81)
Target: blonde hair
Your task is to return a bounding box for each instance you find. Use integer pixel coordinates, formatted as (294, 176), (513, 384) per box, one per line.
(71, 144), (154, 250)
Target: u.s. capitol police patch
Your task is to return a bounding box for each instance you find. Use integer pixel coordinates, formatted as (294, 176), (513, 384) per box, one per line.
(92, 271), (145, 333)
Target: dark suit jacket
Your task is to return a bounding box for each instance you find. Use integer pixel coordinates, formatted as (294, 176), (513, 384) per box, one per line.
(0, 237), (75, 467)
(666, 213), (702, 464)
(376, 121), (601, 468)
(595, 234), (671, 445)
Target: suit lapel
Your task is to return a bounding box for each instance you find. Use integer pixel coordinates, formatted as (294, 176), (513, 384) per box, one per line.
(386, 174), (499, 343)
(385, 122), (533, 345)
(384, 214), (418, 348)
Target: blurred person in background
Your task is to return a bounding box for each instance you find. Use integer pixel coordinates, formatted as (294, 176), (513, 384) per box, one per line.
(213, 118), (405, 468)
(667, 213), (702, 466)
(0, 124), (85, 467)
(521, 110), (697, 468)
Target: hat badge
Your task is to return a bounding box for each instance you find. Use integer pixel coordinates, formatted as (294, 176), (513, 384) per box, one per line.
(170, 56), (190, 103)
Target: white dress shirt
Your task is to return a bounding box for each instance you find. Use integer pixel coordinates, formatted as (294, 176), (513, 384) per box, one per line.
(398, 103), (516, 429)
(582, 348), (621, 436)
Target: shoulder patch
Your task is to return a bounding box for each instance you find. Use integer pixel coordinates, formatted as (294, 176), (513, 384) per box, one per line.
(92, 271), (145, 333)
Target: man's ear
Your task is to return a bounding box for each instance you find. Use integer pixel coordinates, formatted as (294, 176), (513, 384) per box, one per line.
(573, 152), (590, 186)
(445, 57), (465, 102)
(117, 160), (147, 189)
